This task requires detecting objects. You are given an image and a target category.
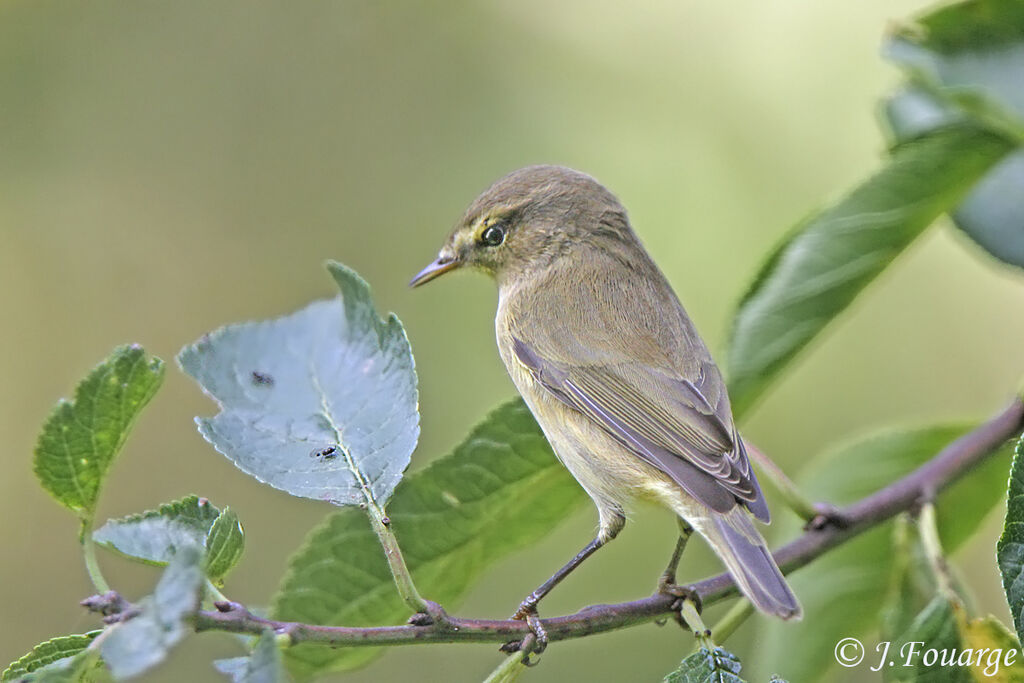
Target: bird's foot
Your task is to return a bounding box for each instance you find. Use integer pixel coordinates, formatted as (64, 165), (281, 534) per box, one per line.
(657, 578), (702, 608)
(500, 599), (548, 663)
(804, 502), (849, 531)
(656, 581), (707, 636)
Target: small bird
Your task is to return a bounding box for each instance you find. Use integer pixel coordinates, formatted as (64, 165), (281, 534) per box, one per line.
(410, 166), (800, 642)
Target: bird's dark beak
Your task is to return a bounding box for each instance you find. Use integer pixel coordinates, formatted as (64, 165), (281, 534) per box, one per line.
(409, 253), (460, 287)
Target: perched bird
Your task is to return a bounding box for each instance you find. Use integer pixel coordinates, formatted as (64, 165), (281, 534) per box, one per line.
(410, 166), (800, 642)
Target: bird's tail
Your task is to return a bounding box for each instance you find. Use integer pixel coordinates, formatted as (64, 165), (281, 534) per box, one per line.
(705, 508), (801, 620)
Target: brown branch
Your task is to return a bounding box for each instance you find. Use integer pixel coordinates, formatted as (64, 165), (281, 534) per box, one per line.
(192, 397), (1024, 648)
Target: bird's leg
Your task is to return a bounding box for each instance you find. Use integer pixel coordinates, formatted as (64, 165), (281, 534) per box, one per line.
(503, 512), (624, 657)
(656, 520), (704, 632)
(512, 536), (605, 621)
(657, 520), (694, 593)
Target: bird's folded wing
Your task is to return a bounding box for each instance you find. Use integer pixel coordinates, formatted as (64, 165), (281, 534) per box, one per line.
(512, 336), (768, 521)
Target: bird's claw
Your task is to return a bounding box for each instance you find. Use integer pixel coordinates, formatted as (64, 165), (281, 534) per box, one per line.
(804, 502), (848, 531)
(500, 603), (548, 662)
(656, 582), (704, 632)
(657, 581), (703, 610)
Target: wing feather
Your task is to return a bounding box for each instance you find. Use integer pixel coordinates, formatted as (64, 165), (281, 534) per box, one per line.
(512, 336), (769, 521)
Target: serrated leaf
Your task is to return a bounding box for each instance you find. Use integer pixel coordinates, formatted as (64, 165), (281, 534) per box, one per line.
(101, 546), (204, 679)
(93, 496), (221, 566)
(34, 345), (164, 523)
(998, 436), (1024, 642)
(726, 126), (1012, 416)
(2, 633), (101, 682)
(205, 507), (245, 584)
(270, 399), (586, 678)
(883, 0), (1024, 268)
(663, 647), (746, 683)
(178, 261), (418, 507)
(5, 651), (105, 683)
(214, 631), (285, 683)
(754, 424), (1014, 682)
(92, 496), (245, 582)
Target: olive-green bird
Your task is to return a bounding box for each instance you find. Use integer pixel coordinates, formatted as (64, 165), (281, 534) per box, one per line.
(411, 165), (801, 638)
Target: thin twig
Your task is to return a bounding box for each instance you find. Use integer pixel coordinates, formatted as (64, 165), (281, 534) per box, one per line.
(191, 398), (1024, 649)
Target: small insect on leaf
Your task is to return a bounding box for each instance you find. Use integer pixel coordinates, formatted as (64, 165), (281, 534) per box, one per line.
(310, 446), (338, 461)
(250, 371), (274, 386)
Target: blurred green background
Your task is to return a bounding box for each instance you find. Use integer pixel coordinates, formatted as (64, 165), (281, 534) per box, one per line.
(2, 1), (1023, 681)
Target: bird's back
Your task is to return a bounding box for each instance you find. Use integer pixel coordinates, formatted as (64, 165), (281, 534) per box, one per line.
(498, 239), (730, 422)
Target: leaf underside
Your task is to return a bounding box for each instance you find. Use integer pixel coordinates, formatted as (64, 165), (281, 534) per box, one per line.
(664, 647), (746, 683)
(884, 0), (1024, 269)
(178, 261), (419, 507)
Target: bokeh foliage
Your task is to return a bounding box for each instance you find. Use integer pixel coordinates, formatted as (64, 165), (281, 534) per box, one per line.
(3, 0), (1024, 682)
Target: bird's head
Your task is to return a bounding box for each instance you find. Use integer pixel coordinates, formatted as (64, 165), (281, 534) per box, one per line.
(410, 165), (630, 288)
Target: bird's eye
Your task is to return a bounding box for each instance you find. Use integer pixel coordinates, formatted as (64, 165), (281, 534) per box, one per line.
(479, 224), (506, 247)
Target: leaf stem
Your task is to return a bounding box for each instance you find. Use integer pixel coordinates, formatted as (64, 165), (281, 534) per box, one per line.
(311, 374), (430, 615)
(365, 501), (429, 614)
(205, 580), (229, 605)
(80, 522), (111, 594)
(482, 654), (528, 683)
(709, 599), (754, 645)
(743, 439), (818, 521)
(917, 502), (956, 598)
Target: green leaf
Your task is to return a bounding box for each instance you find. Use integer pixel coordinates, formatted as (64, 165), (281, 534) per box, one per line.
(886, 0), (1024, 130)
(998, 436), (1024, 642)
(886, 88), (1024, 269)
(958, 614), (1024, 683)
(883, 596), (1024, 682)
(754, 424), (1014, 682)
(5, 652), (105, 683)
(725, 126), (1012, 416)
(2, 633), (101, 682)
(178, 261), (419, 506)
(270, 399), (586, 678)
(663, 647), (746, 683)
(93, 496), (222, 566)
(100, 545), (204, 679)
(34, 345), (165, 523)
(889, 596), (972, 682)
(957, 614), (1024, 682)
(883, 0), (1024, 268)
(205, 507), (245, 584)
(93, 496), (245, 583)
(214, 631), (285, 683)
